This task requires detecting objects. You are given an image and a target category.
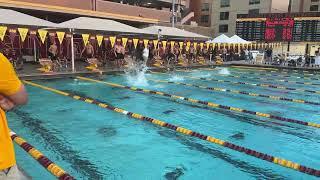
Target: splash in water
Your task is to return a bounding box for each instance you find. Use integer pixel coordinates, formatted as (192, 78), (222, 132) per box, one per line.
(124, 51), (149, 87)
(168, 75), (184, 82)
(218, 68), (230, 75)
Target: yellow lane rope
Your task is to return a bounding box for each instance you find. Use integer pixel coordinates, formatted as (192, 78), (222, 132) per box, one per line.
(151, 71), (320, 95)
(147, 79), (320, 106)
(10, 131), (74, 179)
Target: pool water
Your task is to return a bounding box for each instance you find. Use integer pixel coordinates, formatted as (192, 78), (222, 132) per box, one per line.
(7, 67), (320, 180)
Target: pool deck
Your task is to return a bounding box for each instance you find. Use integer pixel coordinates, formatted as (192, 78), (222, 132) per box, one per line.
(18, 60), (320, 80)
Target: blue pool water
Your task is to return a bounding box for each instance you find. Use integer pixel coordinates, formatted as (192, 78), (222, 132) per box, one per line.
(7, 67), (320, 180)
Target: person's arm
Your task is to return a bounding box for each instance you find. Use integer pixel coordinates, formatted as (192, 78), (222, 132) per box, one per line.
(0, 54), (28, 109)
(6, 85), (28, 106)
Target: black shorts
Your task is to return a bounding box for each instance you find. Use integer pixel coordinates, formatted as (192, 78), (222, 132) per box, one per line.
(48, 52), (58, 60)
(115, 53), (124, 60)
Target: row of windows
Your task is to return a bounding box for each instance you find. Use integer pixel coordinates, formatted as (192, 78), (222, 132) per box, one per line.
(220, 0), (260, 8)
(219, 9), (259, 21)
(310, 5), (319, 11)
(217, 8), (259, 33)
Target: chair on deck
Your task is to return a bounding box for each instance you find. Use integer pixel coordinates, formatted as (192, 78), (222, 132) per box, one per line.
(38, 58), (53, 73)
(215, 56), (223, 65)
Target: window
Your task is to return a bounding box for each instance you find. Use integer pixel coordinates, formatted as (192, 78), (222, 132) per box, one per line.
(310, 5), (319, 11)
(220, 0), (230, 8)
(220, 12), (229, 20)
(219, 24), (228, 33)
(248, 9), (260, 15)
(249, 0), (260, 5)
(201, 15), (209, 23)
(201, 3), (210, 12)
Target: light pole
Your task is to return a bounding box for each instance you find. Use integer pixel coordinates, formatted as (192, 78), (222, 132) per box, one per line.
(287, 0), (292, 53)
(172, 0), (175, 27)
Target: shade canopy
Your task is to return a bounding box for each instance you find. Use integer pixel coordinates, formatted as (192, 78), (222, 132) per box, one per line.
(142, 25), (209, 39)
(229, 35), (251, 44)
(207, 34), (231, 43)
(0, 8), (58, 27)
(58, 17), (150, 34)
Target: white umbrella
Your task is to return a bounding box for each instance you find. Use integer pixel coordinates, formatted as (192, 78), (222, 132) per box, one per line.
(207, 34), (231, 43)
(59, 17), (150, 34)
(0, 8), (58, 27)
(229, 35), (251, 44)
(142, 25), (209, 39)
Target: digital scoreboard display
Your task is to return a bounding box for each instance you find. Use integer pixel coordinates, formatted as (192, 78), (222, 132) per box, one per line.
(265, 17), (294, 41)
(236, 15), (320, 42)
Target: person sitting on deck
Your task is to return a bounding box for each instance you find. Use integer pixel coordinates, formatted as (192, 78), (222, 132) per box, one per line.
(0, 52), (28, 179)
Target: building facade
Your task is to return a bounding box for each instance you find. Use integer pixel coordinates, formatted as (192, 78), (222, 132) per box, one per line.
(186, 0), (292, 36)
(291, 0), (320, 12)
(211, 0), (290, 36)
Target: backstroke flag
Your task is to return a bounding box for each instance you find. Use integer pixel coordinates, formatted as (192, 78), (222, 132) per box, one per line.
(109, 36), (116, 47)
(170, 41), (175, 48)
(82, 34), (90, 46)
(179, 42), (183, 49)
(0, 26), (7, 41)
(153, 40), (159, 48)
(96, 35), (103, 47)
(38, 29), (48, 44)
(122, 37), (128, 47)
(18, 28), (29, 42)
(133, 38), (139, 48)
(144, 39), (149, 48)
(56, 31), (65, 44)
(162, 41), (167, 49)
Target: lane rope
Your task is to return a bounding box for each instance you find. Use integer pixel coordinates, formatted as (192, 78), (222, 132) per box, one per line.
(76, 76), (320, 129)
(230, 66), (319, 76)
(152, 71), (320, 95)
(23, 80), (320, 177)
(202, 67), (320, 81)
(10, 131), (74, 180)
(147, 79), (320, 106)
(200, 68), (320, 86)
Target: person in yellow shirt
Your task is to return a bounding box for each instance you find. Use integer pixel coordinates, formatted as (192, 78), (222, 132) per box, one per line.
(0, 52), (28, 179)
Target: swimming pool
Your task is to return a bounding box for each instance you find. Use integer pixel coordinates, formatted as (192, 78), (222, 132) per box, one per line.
(8, 66), (320, 179)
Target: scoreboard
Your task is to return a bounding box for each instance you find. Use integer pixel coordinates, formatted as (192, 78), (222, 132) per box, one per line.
(236, 15), (320, 42)
(293, 20), (320, 42)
